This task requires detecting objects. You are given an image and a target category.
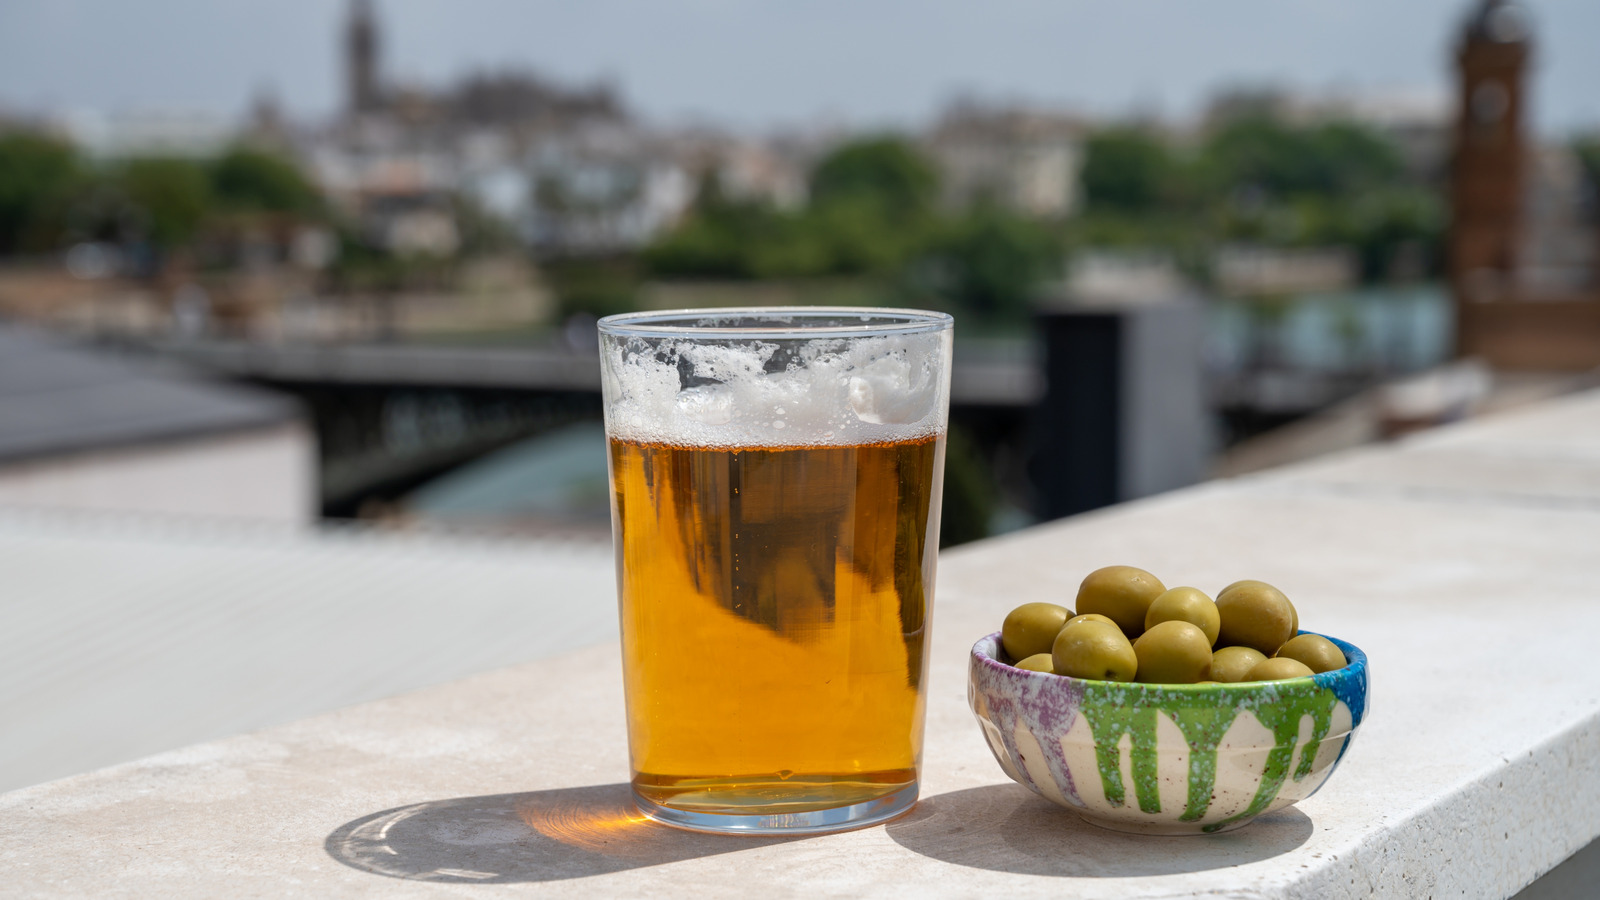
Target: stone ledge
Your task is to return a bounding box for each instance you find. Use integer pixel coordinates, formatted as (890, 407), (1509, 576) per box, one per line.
(5, 390), (1600, 898)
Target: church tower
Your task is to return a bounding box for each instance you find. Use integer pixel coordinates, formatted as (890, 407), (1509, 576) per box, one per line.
(346, 0), (381, 116)
(1448, 0), (1530, 306)
(1448, 0), (1600, 369)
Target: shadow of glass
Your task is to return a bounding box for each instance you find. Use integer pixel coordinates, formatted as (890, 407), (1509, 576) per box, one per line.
(886, 783), (1315, 877)
(325, 783), (803, 883)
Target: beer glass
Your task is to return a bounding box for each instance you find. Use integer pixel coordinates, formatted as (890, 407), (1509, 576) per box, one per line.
(598, 307), (953, 834)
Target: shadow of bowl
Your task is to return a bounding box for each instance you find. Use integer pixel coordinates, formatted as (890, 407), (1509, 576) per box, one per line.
(886, 783), (1315, 877)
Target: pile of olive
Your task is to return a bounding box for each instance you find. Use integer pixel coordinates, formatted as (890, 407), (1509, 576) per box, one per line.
(1000, 565), (1348, 684)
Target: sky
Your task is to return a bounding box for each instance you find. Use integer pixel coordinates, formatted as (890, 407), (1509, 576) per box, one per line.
(1, 0), (1597, 136)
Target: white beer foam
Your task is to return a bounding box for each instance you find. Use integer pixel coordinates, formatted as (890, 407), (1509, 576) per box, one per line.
(602, 330), (951, 447)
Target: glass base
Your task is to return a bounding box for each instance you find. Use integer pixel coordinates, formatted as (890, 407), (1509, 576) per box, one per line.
(632, 781), (919, 836)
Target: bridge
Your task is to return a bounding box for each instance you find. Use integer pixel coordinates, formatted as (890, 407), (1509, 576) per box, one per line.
(101, 331), (1382, 523)
(121, 337), (1046, 408)
(101, 337), (1045, 517)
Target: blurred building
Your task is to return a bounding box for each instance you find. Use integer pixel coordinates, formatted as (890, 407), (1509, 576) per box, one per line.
(0, 327), (312, 521)
(924, 102), (1087, 218)
(55, 108), (237, 160)
(307, 0), (805, 256)
(1066, 250), (1187, 305)
(1448, 0), (1600, 370)
(1213, 245), (1360, 296)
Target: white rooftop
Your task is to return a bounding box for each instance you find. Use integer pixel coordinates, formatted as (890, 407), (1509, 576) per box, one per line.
(0, 515), (614, 793)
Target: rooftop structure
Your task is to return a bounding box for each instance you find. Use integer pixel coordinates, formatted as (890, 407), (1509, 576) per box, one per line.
(925, 102), (1088, 218)
(0, 327), (311, 520)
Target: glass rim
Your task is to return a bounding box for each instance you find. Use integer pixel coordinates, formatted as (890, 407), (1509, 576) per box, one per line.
(596, 306), (953, 340)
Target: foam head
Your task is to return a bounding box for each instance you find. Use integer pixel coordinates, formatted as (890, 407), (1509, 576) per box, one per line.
(599, 309), (953, 448)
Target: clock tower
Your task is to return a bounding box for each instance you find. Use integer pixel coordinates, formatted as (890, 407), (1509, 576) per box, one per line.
(1448, 0), (1530, 306)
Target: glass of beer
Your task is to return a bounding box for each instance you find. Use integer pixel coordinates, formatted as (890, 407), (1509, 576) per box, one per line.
(598, 307), (953, 834)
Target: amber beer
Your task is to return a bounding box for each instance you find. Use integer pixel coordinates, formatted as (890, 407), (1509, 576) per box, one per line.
(599, 307), (952, 833)
(610, 434), (943, 820)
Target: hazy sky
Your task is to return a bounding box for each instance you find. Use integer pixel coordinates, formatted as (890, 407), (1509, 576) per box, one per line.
(2, 0), (1597, 135)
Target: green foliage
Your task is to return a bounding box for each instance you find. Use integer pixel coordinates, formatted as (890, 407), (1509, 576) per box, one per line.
(543, 257), (640, 320)
(452, 193), (519, 257)
(0, 130), (335, 259)
(1201, 117), (1404, 201)
(1068, 116), (1435, 286)
(809, 137), (939, 221)
(646, 143), (943, 284)
(921, 206), (1061, 321)
(645, 138), (1062, 324)
(114, 157), (213, 249)
(208, 147), (322, 216)
(1080, 128), (1179, 213)
(0, 133), (86, 253)
(642, 175), (778, 279)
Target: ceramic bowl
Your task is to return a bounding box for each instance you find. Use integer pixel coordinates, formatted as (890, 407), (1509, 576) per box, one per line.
(968, 632), (1368, 834)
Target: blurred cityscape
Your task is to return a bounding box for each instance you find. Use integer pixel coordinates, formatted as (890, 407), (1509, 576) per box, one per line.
(2, 0), (1598, 544)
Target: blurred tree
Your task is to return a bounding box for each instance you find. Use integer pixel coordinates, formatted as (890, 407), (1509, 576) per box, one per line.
(647, 157), (940, 282)
(644, 171), (763, 278)
(543, 256), (640, 320)
(115, 158), (212, 249)
(0, 133), (85, 254)
(809, 137), (939, 222)
(809, 196), (921, 275)
(924, 206), (1060, 322)
(1080, 127), (1180, 213)
(1202, 117), (1404, 201)
(646, 141), (1066, 326)
(452, 193), (519, 257)
(208, 147), (322, 216)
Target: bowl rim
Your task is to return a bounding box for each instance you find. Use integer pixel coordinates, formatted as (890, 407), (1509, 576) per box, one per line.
(971, 630), (1368, 693)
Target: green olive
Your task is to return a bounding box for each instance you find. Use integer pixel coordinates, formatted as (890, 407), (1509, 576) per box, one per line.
(1001, 602), (1073, 662)
(1244, 657), (1315, 681)
(1144, 586), (1221, 646)
(1274, 634), (1347, 673)
(1132, 620), (1213, 684)
(1215, 581), (1296, 656)
(1209, 645), (1268, 683)
(1220, 579), (1299, 637)
(1052, 620), (1138, 682)
(1075, 565), (1166, 639)
(1014, 653), (1057, 673)
(1063, 613), (1118, 630)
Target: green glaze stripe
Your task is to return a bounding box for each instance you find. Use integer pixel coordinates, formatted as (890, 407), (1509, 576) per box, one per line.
(1078, 680), (1343, 828)
(1168, 706), (1236, 822)
(1083, 706), (1161, 812)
